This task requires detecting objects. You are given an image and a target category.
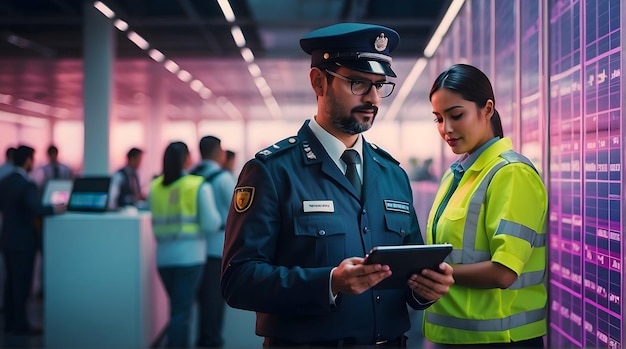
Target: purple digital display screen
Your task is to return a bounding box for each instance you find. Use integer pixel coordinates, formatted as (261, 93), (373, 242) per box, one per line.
(520, 0), (542, 163)
(494, 1), (515, 136)
(549, 0), (622, 348)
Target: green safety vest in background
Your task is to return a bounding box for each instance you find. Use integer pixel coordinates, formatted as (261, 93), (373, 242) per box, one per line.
(424, 138), (548, 344)
(149, 174), (204, 241)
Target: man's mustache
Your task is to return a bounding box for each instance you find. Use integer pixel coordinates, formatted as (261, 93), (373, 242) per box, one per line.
(352, 105), (378, 116)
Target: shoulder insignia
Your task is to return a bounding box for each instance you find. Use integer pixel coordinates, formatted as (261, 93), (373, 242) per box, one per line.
(301, 141), (318, 160)
(234, 186), (255, 212)
(369, 142), (399, 165)
(255, 136), (299, 161)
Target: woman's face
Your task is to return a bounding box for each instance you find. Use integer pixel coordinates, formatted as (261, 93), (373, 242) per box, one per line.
(430, 88), (494, 154)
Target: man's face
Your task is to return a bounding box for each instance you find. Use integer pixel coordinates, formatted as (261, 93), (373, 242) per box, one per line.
(324, 67), (386, 135)
(130, 154), (142, 170)
(48, 151), (58, 163)
(25, 154), (34, 173)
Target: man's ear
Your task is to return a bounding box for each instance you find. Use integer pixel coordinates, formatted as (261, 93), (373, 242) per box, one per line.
(310, 68), (326, 97)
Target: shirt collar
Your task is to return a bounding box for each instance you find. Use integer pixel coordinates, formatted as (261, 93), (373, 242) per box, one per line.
(308, 117), (363, 168)
(16, 167), (29, 179)
(201, 159), (221, 169)
(455, 137), (500, 172)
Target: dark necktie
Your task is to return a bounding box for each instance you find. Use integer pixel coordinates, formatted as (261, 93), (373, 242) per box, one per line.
(129, 172), (140, 202)
(52, 163), (60, 179)
(341, 149), (361, 198)
(432, 164), (464, 241)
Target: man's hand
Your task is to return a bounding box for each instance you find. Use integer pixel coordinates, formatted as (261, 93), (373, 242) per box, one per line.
(331, 257), (391, 296)
(408, 262), (454, 302)
(53, 203), (67, 214)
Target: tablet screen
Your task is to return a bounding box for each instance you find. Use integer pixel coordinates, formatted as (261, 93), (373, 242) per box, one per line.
(364, 243), (453, 290)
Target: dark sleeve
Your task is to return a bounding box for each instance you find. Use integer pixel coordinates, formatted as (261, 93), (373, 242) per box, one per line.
(221, 159), (333, 316)
(401, 170), (429, 309)
(25, 180), (55, 216)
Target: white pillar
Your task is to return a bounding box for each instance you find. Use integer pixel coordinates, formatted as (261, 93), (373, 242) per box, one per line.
(82, 1), (114, 176)
(145, 64), (167, 180)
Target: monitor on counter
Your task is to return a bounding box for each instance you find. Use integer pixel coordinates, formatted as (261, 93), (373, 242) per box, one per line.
(67, 176), (111, 212)
(42, 179), (73, 206)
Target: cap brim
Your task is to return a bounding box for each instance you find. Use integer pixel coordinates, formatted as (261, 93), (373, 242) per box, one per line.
(336, 60), (396, 78)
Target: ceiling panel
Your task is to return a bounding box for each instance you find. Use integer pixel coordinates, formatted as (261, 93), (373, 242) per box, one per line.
(0, 0), (452, 122)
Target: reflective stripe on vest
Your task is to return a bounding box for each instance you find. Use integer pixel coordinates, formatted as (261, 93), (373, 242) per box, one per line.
(446, 150), (541, 265)
(152, 215), (201, 242)
(440, 150), (545, 331)
(426, 308), (546, 332)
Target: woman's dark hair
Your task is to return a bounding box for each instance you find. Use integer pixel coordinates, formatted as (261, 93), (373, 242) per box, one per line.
(162, 141), (189, 186)
(429, 63), (503, 138)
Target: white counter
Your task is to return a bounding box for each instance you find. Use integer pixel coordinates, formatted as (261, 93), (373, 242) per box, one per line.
(44, 211), (168, 349)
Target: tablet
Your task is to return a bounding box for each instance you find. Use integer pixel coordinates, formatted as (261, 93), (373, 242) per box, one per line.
(364, 243), (453, 290)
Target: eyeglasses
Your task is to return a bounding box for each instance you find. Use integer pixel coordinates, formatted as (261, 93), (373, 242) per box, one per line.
(325, 70), (395, 98)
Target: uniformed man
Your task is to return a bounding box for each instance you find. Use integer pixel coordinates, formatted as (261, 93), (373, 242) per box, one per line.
(220, 23), (454, 347)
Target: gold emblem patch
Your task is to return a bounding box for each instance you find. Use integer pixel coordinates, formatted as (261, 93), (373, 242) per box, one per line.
(234, 186), (255, 213)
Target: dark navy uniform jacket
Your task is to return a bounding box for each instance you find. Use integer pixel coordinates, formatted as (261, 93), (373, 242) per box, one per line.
(221, 120), (426, 345)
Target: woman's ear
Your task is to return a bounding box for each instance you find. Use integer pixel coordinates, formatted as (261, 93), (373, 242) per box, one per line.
(310, 68), (326, 97)
(484, 99), (495, 119)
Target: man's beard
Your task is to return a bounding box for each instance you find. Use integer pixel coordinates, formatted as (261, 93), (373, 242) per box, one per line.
(331, 104), (379, 135)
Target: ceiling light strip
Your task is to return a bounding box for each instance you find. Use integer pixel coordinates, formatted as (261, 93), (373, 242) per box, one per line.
(93, 1), (115, 18)
(92, 1), (222, 103)
(423, 0), (466, 58)
(127, 31), (149, 50)
(383, 0), (465, 121)
(217, 0), (236, 22)
(217, 0), (281, 119)
(231, 26), (246, 47)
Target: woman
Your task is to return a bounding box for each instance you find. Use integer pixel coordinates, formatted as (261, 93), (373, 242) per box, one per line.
(424, 64), (547, 347)
(149, 141), (221, 348)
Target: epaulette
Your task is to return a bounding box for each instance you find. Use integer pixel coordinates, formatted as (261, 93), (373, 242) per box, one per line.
(369, 142), (399, 165)
(255, 136), (300, 161)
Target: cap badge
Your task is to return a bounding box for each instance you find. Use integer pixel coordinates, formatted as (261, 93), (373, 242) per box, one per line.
(374, 33), (388, 52)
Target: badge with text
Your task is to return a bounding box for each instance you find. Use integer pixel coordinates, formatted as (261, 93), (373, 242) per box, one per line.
(234, 186), (255, 213)
(383, 199), (410, 214)
(303, 200), (335, 213)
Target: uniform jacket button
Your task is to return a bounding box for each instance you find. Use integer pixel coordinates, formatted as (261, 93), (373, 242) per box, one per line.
(318, 229), (326, 236)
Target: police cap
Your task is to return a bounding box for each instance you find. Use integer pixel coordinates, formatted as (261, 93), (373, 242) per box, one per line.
(300, 23), (400, 77)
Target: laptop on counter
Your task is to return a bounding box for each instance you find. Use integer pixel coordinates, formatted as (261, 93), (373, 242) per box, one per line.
(67, 176), (112, 212)
(42, 179), (73, 206)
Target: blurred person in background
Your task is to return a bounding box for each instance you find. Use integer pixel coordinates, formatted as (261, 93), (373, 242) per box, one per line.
(0, 145), (66, 336)
(222, 150), (236, 175)
(148, 141), (221, 348)
(189, 136), (237, 348)
(110, 147), (145, 209)
(0, 146), (15, 313)
(31, 145), (74, 194)
(0, 146), (16, 181)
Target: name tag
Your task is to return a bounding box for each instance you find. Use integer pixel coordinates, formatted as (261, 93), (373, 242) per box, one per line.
(384, 200), (410, 213)
(303, 200), (335, 213)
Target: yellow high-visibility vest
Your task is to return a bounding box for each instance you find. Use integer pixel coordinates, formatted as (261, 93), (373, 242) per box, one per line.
(424, 138), (548, 344)
(149, 174), (204, 241)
